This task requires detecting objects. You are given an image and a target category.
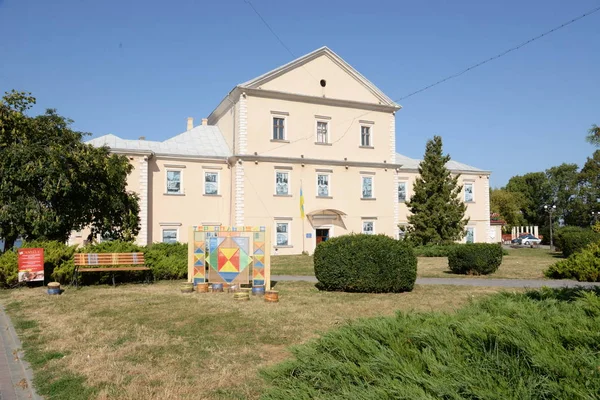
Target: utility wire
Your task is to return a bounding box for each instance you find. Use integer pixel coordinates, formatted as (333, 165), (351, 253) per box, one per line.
(246, 4), (600, 156)
(397, 4), (600, 101)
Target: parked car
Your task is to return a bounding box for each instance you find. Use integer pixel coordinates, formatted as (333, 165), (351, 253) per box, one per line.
(511, 234), (529, 244)
(517, 234), (542, 246)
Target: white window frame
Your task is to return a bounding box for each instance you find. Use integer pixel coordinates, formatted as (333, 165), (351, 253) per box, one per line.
(315, 119), (330, 144)
(465, 226), (475, 243)
(272, 114), (287, 141)
(362, 220), (375, 235)
(275, 220), (291, 247)
(162, 228), (179, 243)
(360, 124), (373, 147)
(398, 181), (408, 203)
(361, 175), (374, 199)
(165, 169), (183, 194)
(464, 182), (475, 203)
(203, 171), (220, 195)
(316, 173), (330, 197)
(274, 170), (291, 196)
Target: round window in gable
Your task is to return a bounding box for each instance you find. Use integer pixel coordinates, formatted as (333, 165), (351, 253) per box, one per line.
(320, 79), (327, 87)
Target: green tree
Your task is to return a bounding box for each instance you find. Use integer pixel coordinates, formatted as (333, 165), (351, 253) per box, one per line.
(405, 136), (468, 245)
(490, 188), (524, 227)
(546, 163), (579, 224)
(0, 90), (140, 250)
(585, 124), (600, 147)
(505, 172), (551, 227)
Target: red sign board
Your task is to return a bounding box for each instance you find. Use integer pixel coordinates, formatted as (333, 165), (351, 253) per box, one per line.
(18, 248), (44, 282)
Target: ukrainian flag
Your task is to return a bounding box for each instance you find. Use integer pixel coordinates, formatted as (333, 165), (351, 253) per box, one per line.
(300, 183), (305, 219)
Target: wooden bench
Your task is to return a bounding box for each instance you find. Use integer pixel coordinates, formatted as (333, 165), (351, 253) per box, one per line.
(73, 252), (151, 287)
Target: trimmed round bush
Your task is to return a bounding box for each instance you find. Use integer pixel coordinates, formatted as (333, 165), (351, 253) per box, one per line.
(314, 234), (417, 293)
(545, 241), (600, 282)
(448, 243), (503, 275)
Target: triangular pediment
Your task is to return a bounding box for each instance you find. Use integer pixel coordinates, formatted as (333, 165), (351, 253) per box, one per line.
(239, 47), (399, 107)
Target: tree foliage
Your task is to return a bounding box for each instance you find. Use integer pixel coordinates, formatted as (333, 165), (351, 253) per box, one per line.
(586, 124), (600, 147)
(490, 188), (525, 227)
(405, 136), (468, 245)
(0, 90), (140, 250)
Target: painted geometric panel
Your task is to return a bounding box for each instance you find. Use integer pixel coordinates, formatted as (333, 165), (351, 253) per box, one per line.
(189, 226), (268, 287)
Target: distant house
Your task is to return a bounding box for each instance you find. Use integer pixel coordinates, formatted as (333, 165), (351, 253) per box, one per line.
(78, 47), (492, 253)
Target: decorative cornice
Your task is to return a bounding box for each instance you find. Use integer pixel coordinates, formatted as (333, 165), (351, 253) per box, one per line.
(231, 155), (402, 170)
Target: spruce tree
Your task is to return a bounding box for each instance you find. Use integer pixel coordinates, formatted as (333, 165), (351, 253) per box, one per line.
(405, 136), (468, 245)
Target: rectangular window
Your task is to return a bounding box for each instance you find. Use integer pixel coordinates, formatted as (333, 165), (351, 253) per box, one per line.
(398, 182), (407, 202)
(162, 229), (178, 243)
(464, 182), (474, 202)
(316, 121), (328, 143)
(276, 222), (289, 246)
(166, 170), (182, 194)
(317, 174), (329, 197)
(466, 227), (475, 243)
(273, 117), (285, 140)
(204, 172), (219, 195)
(361, 126), (371, 146)
(362, 176), (373, 199)
(362, 221), (374, 235)
(275, 171), (290, 195)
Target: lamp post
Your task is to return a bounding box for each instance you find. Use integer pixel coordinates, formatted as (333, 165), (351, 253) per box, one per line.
(544, 205), (556, 251)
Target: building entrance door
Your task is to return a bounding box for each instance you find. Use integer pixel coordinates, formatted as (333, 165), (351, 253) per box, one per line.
(315, 229), (329, 245)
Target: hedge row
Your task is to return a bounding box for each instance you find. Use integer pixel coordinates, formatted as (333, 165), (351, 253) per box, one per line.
(448, 243), (503, 275)
(0, 240), (188, 288)
(314, 234), (417, 293)
(554, 227), (600, 257)
(413, 244), (508, 257)
(545, 241), (600, 282)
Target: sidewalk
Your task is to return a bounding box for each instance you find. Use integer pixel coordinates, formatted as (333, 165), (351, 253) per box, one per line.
(0, 305), (42, 400)
(272, 275), (600, 289)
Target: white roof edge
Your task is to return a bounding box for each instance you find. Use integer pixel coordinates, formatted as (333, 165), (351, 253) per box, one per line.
(239, 46), (400, 108)
(395, 152), (488, 173)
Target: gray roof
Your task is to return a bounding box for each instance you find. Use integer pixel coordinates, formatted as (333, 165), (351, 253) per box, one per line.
(87, 125), (231, 158)
(396, 153), (487, 173)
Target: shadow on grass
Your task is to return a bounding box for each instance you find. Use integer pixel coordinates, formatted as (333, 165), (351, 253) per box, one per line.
(525, 286), (600, 302)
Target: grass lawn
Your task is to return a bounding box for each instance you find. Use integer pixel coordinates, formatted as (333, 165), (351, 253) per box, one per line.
(271, 248), (561, 279)
(0, 281), (508, 399)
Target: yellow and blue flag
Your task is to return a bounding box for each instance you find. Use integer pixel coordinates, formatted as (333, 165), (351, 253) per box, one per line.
(300, 183), (305, 219)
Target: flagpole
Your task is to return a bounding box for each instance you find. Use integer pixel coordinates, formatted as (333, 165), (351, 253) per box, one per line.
(301, 180), (305, 254)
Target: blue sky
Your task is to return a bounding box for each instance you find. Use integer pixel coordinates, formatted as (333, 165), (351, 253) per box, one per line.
(1, 0), (598, 187)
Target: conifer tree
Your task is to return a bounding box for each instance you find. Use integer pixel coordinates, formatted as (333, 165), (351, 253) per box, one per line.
(405, 136), (468, 245)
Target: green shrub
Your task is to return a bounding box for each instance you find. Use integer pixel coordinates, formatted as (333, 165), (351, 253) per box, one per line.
(545, 241), (600, 281)
(22, 240), (77, 284)
(557, 229), (600, 257)
(0, 250), (18, 288)
(79, 240), (142, 254)
(261, 290), (600, 399)
(413, 244), (508, 257)
(314, 234), (417, 293)
(554, 226), (587, 251)
(145, 242), (187, 280)
(448, 243), (503, 275)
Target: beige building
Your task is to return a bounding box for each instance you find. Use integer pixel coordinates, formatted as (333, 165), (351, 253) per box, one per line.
(83, 47), (491, 254)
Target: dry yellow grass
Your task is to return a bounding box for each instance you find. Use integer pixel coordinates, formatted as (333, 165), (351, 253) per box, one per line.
(272, 248), (560, 279)
(1, 281), (511, 399)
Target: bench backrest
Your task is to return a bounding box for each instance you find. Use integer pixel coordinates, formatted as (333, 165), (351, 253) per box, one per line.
(74, 252), (145, 266)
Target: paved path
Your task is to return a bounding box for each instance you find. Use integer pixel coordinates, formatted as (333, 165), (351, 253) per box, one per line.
(0, 305), (42, 400)
(272, 275), (600, 289)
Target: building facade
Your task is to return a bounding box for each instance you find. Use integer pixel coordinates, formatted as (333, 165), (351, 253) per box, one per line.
(81, 47), (491, 254)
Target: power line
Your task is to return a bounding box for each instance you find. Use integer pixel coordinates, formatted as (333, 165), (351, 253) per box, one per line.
(243, 0), (297, 58)
(397, 5), (600, 101)
(249, 4), (600, 156)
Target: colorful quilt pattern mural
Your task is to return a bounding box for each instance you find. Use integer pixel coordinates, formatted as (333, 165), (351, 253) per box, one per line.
(188, 226), (269, 288)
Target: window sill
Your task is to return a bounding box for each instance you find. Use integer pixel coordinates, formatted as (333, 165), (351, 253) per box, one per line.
(361, 197), (376, 201)
(465, 201), (475, 204)
(275, 245), (293, 248)
(314, 142), (332, 146)
(274, 194), (292, 197)
(164, 193), (185, 196)
(398, 200), (406, 203)
(271, 139), (290, 143)
(203, 194), (221, 197)
(316, 196), (333, 199)
(359, 145), (374, 149)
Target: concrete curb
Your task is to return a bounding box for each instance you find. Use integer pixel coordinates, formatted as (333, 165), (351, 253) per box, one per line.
(0, 304), (43, 400)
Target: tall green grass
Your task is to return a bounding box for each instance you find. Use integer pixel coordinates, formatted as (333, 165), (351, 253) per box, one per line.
(261, 288), (600, 399)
